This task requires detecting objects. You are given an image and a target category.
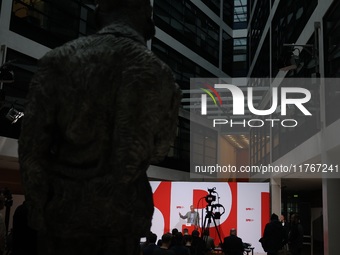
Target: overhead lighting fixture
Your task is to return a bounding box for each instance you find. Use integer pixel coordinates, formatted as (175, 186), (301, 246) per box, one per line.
(6, 107), (24, 124)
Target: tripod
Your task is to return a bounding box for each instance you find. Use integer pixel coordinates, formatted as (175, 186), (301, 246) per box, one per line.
(201, 205), (223, 245)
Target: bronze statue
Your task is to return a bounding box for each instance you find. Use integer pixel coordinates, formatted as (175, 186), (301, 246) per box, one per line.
(18, 0), (181, 254)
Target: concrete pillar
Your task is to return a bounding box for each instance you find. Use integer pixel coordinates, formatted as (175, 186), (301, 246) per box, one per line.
(322, 178), (340, 255)
(270, 177), (281, 215)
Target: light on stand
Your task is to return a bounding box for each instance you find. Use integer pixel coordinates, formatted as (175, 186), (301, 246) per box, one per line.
(279, 45), (317, 74)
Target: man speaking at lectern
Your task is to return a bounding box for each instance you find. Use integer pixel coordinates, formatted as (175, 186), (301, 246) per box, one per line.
(179, 205), (200, 229)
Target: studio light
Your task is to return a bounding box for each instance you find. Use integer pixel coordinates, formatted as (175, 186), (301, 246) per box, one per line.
(281, 22), (320, 76)
(6, 107), (24, 124)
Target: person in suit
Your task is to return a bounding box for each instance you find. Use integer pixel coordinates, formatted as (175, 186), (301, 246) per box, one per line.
(179, 205), (200, 228)
(222, 228), (244, 255)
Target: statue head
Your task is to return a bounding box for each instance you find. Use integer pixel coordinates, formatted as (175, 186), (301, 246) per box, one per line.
(95, 0), (155, 41)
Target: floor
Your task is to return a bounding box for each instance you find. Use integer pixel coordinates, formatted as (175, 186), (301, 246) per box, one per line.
(302, 243), (324, 255)
(251, 244), (324, 255)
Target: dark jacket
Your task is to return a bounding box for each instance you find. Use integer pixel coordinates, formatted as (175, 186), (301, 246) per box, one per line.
(18, 21), (181, 239)
(190, 236), (206, 255)
(288, 222), (304, 251)
(222, 235), (244, 255)
(261, 219), (285, 253)
(12, 202), (37, 255)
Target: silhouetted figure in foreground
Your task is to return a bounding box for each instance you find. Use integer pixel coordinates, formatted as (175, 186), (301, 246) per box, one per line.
(170, 232), (190, 255)
(202, 229), (215, 252)
(280, 214), (289, 252)
(152, 233), (175, 255)
(260, 213), (286, 255)
(142, 232), (158, 255)
(222, 228), (244, 255)
(288, 214), (303, 255)
(190, 230), (206, 255)
(18, 0), (181, 254)
(12, 201), (38, 255)
(0, 195), (5, 255)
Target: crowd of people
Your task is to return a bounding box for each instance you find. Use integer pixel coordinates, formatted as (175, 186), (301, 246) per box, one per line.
(140, 227), (247, 255)
(1, 194), (305, 255)
(0, 201), (305, 255)
(140, 212), (304, 255)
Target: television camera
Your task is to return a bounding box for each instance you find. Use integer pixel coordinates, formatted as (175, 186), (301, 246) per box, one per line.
(202, 187), (225, 245)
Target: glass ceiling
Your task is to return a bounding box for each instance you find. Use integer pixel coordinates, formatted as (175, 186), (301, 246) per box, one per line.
(234, 0), (247, 23)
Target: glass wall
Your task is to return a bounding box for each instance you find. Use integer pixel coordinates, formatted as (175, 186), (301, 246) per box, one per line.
(202, 0), (220, 16)
(151, 38), (214, 91)
(324, 0), (340, 126)
(10, 0), (96, 49)
(223, 0), (234, 28)
(153, 0), (220, 66)
(271, 0), (318, 77)
(250, 117), (270, 166)
(155, 117), (191, 172)
(248, 0), (320, 165)
(234, 0), (247, 29)
(249, 33), (270, 78)
(222, 31), (233, 75)
(233, 37), (247, 77)
(0, 48), (37, 139)
(191, 122), (218, 176)
(247, 0), (255, 15)
(250, 77), (320, 165)
(248, 0), (269, 64)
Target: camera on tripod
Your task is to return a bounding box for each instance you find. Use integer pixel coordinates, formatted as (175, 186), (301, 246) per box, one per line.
(202, 187), (225, 245)
(204, 187), (224, 220)
(205, 187), (217, 205)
